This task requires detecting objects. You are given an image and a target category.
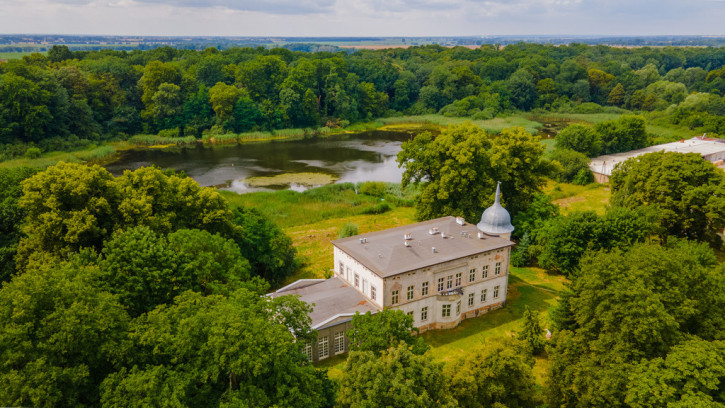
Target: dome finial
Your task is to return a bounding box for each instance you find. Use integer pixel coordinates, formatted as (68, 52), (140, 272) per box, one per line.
(477, 182), (514, 236)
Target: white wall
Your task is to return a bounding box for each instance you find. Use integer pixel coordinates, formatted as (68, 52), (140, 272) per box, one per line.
(333, 246), (384, 309)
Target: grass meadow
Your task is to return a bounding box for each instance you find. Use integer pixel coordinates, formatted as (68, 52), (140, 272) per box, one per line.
(222, 178), (609, 383)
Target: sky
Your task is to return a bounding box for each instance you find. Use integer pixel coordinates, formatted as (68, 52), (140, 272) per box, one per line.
(1, 0), (725, 37)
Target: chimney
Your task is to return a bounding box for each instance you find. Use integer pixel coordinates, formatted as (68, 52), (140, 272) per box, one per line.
(456, 217), (465, 226)
(431, 247), (437, 253)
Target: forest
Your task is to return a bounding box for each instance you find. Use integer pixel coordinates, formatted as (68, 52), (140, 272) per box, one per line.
(2, 42), (725, 407)
(3, 42), (725, 160)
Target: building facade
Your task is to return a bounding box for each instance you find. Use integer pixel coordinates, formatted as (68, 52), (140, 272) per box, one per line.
(269, 183), (515, 361)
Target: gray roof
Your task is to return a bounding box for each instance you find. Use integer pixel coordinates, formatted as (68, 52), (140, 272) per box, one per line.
(589, 137), (725, 176)
(477, 182), (515, 234)
(332, 216), (514, 278)
(268, 277), (379, 329)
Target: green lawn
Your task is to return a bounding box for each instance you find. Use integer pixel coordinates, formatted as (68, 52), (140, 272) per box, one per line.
(544, 180), (610, 215)
(316, 266), (568, 382)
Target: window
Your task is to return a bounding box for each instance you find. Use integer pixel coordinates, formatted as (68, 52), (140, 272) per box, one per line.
(469, 268), (476, 282)
(421, 307), (428, 321)
(442, 304), (451, 317)
(407, 285), (414, 300)
(482, 265), (489, 278)
(481, 289), (487, 302)
(334, 332), (345, 354)
(455, 272), (462, 287)
(339, 262), (344, 275)
(371, 286), (377, 301)
(437, 277), (445, 292)
(468, 293), (474, 306)
(456, 300), (461, 316)
(303, 343), (312, 361)
(446, 275), (453, 289)
(495, 262), (501, 275)
(421, 281), (429, 296)
(392, 290), (399, 305)
(494, 285), (500, 298)
(354, 273), (359, 288)
(319, 336), (329, 359)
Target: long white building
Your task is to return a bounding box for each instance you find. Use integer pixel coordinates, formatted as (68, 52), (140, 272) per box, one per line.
(269, 184), (515, 362)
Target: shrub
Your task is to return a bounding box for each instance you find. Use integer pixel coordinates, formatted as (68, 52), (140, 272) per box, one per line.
(358, 181), (386, 197)
(24, 147), (42, 159)
(572, 168), (594, 185)
(158, 127), (180, 138)
(360, 202), (391, 215)
(339, 222), (359, 238)
(550, 148), (592, 183)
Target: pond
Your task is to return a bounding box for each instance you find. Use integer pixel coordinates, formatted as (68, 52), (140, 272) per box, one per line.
(104, 130), (415, 193)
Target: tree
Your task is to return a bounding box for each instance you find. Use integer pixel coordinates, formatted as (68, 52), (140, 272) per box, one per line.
(0, 166), (38, 282)
(594, 115), (648, 154)
(555, 124), (601, 157)
(549, 148), (594, 184)
(607, 83), (626, 106)
(18, 162), (120, 263)
(208, 82), (242, 121)
(546, 241), (725, 407)
(347, 310), (429, 356)
(337, 343), (456, 408)
(626, 339), (725, 408)
(97, 227), (251, 316)
(446, 337), (539, 408)
(230, 206), (298, 285)
(610, 151), (725, 244)
(0, 261), (130, 407)
(518, 306), (546, 355)
(397, 122), (548, 222)
(508, 68), (538, 110)
(101, 290), (334, 407)
(535, 208), (653, 276)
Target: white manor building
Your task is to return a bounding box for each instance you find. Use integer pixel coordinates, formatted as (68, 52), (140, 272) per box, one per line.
(268, 184), (515, 362)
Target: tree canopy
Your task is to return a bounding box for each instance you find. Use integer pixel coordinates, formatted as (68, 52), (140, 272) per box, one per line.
(397, 122), (548, 221)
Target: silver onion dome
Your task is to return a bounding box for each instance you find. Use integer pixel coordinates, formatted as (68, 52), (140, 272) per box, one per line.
(477, 182), (514, 235)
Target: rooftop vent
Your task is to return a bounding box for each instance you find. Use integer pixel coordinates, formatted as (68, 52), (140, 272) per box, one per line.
(441, 232), (446, 238)
(478, 231), (485, 239)
(432, 247), (437, 253)
(359, 237), (368, 244)
(404, 241), (411, 247)
(404, 232), (412, 240)
(429, 227), (440, 235)
(456, 217), (465, 226)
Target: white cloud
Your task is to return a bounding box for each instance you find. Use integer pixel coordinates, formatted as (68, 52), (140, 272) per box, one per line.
(0, 0), (723, 36)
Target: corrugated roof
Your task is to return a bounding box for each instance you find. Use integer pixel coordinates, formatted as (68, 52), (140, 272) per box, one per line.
(269, 277), (379, 329)
(332, 216), (514, 278)
(589, 137), (725, 176)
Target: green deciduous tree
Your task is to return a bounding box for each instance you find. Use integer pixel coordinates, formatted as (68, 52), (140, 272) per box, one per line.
(208, 81), (242, 121)
(101, 289), (333, 407)
(0, 166), (38, 282)
(337, 343), (456, 408)
(547, 241), (725, 407)
(626, 339), (725, 408)
(555, 124), (601, 157)
(594, 115), (648, 154)
(98, 227), (251, 316)
(446, 337), (539, 408)
(347, 310), (429, 356)
(0, 262), (130, 407)
(610, 151), (725, 244)
(397, 122), (548, 222)
(549, 148), (594, 184)
(535, 208), (654, 276)
(230, 206), (298, 285)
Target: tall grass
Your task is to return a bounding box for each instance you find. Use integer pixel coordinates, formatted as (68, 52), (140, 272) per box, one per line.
(129, 134), (197, 146)
(220, 182), (419, 228)
(381, 114), (542, 134)
(0, 144), (118, 169)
